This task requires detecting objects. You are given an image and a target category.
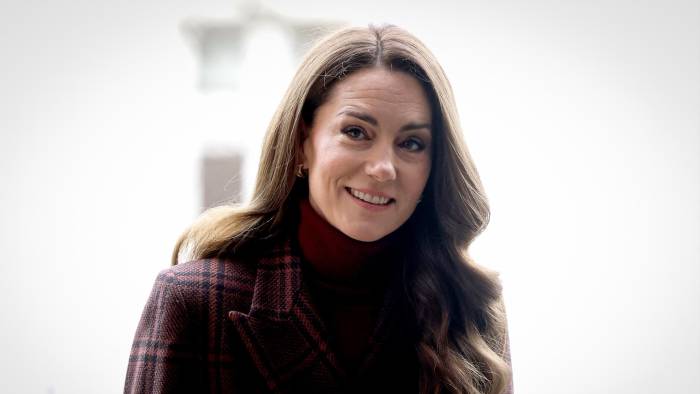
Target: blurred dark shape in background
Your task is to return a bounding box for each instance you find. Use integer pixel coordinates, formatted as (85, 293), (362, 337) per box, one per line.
(202, 151), (243, 209)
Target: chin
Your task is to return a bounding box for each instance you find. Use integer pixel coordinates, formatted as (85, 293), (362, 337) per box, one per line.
(341, 224), (394, 242)
(348, 233), (384, 242)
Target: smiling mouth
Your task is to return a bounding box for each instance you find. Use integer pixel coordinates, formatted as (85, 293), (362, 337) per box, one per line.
(346, 187), (395, 206)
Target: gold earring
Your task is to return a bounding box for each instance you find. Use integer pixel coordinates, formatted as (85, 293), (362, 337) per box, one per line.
(296, 164), (305, 178)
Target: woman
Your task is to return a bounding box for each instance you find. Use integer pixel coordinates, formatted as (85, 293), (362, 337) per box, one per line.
(125, 25), (513, 394)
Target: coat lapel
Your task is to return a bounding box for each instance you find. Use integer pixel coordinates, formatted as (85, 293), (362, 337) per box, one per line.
(228, 233), (411, 393)
(228, 235), (345, 393)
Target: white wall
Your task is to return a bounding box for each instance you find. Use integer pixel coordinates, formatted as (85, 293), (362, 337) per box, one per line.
(0, 0), (697, 392)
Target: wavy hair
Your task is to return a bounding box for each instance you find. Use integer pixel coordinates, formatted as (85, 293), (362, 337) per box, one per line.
(173, 24), (512, 394)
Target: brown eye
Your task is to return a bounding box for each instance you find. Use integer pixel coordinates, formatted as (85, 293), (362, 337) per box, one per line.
(341, 126), (367, 140)
(399, 137), (425, 152)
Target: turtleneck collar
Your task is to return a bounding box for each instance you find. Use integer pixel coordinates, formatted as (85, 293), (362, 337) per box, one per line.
(297, 198), (404, 283)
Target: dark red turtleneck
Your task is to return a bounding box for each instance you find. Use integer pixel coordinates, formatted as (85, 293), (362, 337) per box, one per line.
(297, 198), (404, 372)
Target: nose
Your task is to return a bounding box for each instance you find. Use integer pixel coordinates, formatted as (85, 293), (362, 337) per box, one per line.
(365, 147), (397, 182)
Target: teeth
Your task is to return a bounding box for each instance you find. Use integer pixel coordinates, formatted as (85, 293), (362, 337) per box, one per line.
(350, 188), (390, 205)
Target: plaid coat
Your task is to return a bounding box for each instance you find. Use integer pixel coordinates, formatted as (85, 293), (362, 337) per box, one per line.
(124, 235), (420, 393)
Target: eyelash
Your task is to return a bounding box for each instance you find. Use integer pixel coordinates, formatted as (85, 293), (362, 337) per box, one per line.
(399, 138), (426, 152)
(341, 126), (367, 140)
(340, 126), (427, 152)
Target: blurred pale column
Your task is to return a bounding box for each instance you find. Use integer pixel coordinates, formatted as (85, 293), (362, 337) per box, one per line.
(181, 3), (341, 206)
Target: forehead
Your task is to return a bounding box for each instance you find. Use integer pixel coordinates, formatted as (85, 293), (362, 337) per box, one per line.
(322, 67), (432, 120)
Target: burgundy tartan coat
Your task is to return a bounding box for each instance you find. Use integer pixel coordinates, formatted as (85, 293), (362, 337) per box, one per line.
(124, 235), (421, 393)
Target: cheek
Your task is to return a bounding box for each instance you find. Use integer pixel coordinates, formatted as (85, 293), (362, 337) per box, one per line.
(309, 134), (339, 167)
(312, 141), (355, 176)
(406, 160), (432, 197)
(309, 145), (355, 194)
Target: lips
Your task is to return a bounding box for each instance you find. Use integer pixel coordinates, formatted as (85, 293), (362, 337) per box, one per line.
(346, 187), (395, 206)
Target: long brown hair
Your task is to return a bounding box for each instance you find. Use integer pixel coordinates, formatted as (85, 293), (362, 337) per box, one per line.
(173, 25), (512, 394)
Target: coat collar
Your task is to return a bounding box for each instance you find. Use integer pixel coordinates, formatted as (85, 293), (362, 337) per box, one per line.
(228, 232), (406, 393)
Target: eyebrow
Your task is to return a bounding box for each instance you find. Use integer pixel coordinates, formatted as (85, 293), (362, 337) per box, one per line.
(337, 110), (431, 133)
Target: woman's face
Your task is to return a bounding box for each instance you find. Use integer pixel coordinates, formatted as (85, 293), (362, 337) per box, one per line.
(302, 67), (432, 242)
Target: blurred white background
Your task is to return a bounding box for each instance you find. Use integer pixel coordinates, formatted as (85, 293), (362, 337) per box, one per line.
(1, 0), (698, 393)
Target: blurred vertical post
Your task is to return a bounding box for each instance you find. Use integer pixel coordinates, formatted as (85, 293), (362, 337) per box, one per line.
(181, 2), (341, 208)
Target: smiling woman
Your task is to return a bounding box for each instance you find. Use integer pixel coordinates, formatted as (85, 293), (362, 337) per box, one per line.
(301, 67), (432, 242)
(125, 24), (513, 394)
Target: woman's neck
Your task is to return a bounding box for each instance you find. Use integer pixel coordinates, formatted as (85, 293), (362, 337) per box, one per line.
(296, 198), (403, 283)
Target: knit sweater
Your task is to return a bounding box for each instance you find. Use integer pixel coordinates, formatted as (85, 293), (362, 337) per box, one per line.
(296, 198), (405, 374)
